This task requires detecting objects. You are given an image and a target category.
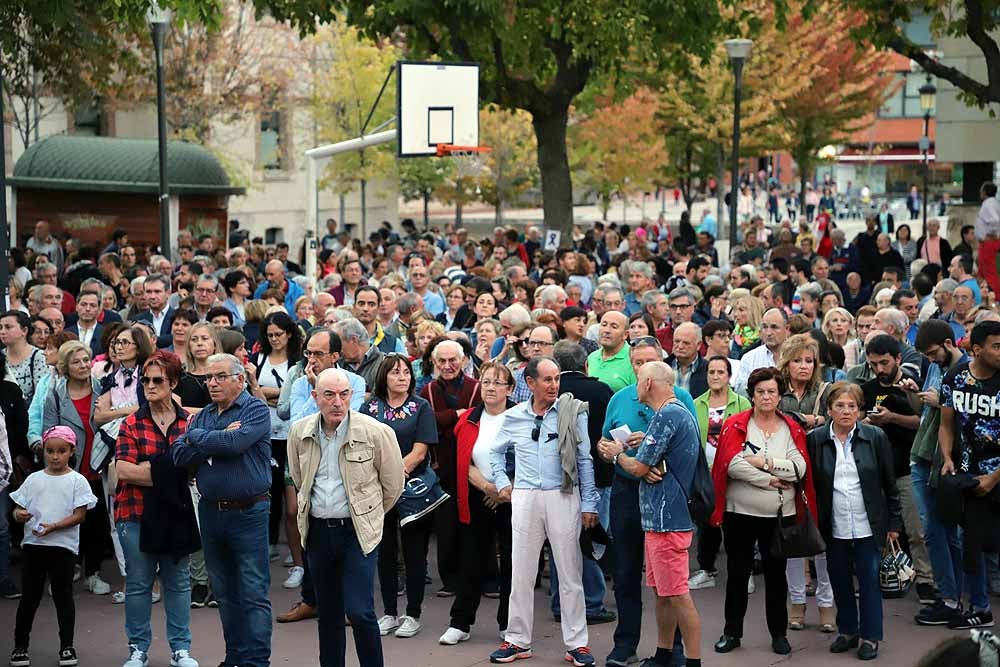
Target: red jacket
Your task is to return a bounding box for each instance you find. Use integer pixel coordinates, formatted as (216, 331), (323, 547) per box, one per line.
(709, 409), (818, 527)
(454, 400), (515, 524)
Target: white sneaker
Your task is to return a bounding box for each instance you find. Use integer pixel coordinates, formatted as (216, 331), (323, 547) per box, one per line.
(748, 576), (756, 594)
(439, 627), (470, 645)
(73, 564), (82, 582)
(152, 588), (161, 604)
(688, 570), (717, 590)
(394, 615), (421, 638)
(283, 566), (305, 589)
(85, 574), (111, 595)
(112, 591), (126, 604)
(123, 645), (148, 667)
(170, 649), (199, 667)
(283, 553), (295, 567)
(377, 615), (400, 636)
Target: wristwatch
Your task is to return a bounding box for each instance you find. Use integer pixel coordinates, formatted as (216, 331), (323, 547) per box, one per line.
(762, 459), (771, 472)
(613, 452), (621, 465)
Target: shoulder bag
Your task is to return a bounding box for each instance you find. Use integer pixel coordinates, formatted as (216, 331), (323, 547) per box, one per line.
(769, 460), (826, 558)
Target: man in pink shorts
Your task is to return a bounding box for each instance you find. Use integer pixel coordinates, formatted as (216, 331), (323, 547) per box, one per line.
(616, 362), (702, 667)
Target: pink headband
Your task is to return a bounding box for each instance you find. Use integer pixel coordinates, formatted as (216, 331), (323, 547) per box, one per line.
(42, 425), (77, 448)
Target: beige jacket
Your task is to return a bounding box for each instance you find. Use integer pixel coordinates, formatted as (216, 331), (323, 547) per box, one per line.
(287, 411), (404, 555)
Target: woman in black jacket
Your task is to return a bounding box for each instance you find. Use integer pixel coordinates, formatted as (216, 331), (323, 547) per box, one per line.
(806, 382), (902, 662)
(0, 352), (30, 598)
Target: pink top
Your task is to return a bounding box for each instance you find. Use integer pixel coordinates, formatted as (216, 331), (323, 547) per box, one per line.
(921, 236), (941, 265)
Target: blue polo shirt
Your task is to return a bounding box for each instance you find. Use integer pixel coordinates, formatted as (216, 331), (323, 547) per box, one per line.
(602, 384), (698, 481)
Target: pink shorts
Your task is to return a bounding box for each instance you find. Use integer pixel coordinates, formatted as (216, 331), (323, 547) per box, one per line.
(645, 531), (694, 596)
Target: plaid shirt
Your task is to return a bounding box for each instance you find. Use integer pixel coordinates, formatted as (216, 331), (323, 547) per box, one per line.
(115, 402), (189, 523)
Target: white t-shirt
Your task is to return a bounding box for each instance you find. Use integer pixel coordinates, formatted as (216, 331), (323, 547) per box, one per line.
(259, 357), (290, 440)
(471, 411), (506, 484)
(10, 469), (97, 555)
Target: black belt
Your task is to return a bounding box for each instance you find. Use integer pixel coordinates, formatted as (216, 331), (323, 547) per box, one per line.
(213, 493), (269, 512)
(310, 516), (353, 528)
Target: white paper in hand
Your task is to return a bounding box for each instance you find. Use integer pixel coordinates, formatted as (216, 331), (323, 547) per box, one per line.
(609, 425), (632, 444)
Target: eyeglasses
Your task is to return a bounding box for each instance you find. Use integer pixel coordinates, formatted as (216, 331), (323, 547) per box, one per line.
(522, 340), (553, 348)
(112, 339), (135, 348)
(195, 287), (215, 294)
(206, 372), (240, 384)
(531, 415), (544, 441)
(302, 349), (330, 359)
(669, 303), (693, 310)
(140, 376), (167, 386)
(480, 379), (510, 388)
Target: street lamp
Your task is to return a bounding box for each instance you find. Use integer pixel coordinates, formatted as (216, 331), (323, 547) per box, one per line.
(919, 76), (936, 237)
(724, 38), (752, 253)
(147, 1), (172, 261)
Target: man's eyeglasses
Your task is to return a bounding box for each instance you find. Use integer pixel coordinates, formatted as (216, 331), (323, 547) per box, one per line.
(195, 288), (215, 295)
(140, 376), (167, 386)
(206, 372), (240, 384)
(522, 340), (553, 349)
(669, 303), (693, 310)
(302, 349), (330, 359)
(531, 415), (544, 441)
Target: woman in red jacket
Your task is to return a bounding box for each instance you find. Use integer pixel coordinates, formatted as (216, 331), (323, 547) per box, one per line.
(709, 367), (818, 657)
(438, 361), (514, 646)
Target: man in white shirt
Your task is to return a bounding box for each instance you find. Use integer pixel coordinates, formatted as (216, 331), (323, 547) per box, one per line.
(976, 181), (1000, 298)
(733, 308), (789, 395)
(68, 292), (103, 355)
(134, 274), (175, 348)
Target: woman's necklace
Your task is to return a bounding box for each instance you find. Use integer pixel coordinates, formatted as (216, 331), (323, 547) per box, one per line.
(151, 405), (175, 429)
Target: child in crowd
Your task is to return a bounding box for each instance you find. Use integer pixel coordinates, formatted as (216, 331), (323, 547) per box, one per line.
(9, 426), (97, 667)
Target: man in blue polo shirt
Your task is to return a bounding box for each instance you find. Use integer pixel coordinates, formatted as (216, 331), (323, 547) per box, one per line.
(173, 353), (273, 667)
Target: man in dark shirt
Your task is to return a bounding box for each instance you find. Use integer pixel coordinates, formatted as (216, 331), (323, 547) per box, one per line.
(173, 353), (273, 667)
(861, 334), (934, 600)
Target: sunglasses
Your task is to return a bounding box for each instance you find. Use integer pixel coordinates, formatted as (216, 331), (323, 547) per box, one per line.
(140, 376), (167, 386)
(629, 336), (659, 347)
(531, 415), (544, 442)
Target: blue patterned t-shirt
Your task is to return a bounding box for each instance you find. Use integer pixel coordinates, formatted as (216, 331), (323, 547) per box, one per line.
(941, 361), (1000, 475)
(632, 400), (700, 533)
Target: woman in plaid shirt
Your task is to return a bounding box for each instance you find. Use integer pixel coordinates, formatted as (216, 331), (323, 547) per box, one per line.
(114, 351), (200, 667)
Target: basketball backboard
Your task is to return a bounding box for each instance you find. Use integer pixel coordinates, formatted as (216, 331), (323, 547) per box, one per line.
(396, 60), (480, 158)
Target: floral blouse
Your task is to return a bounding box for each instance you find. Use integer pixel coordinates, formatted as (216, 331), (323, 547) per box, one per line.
(6, 347), (49, 407)
(363, 394), (438, 472)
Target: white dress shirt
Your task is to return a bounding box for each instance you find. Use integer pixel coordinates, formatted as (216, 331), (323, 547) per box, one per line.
(310, 415), (351, 519)
(733, 344), (775, 395)
(831, 426), (873, 540)
(77, 323), (97, 348)
(151, 308), (169, 337)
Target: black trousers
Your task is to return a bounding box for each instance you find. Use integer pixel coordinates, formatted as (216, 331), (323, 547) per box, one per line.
(15, 544), (76, 649)
(269, 439), (287, 545)
(449, 488), (512, 632)
(722, 512), (787, 640)
(433, 497), (460, 591)
(378, 507), (431, 619)
(79, 478), (106, 577)
(697, 520), (723, 573)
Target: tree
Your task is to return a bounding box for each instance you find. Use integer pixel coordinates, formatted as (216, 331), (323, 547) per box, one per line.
(310, 19), (399, 236)
(256, 0), (735, 246)
(779, 4), (895, 207)
(477, 105), (538, 224)
(572, 88), (667, 221)
(849, 0), (1000, 109)
(399, 157), (449, 229)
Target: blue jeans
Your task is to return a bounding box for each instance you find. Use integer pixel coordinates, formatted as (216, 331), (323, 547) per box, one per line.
(307, 518), (382, 667)
(608, 476), (684, 665)
(117, 521), (192, 653)
(911, 460), (963, 602)
(827, 537), (883, 641)
(0, 489), (11, 585)
(199, 499), (272, 667)
(550, 486), (611, 616)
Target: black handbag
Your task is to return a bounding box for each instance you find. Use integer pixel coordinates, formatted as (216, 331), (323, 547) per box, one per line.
(769, 461), (826, 559)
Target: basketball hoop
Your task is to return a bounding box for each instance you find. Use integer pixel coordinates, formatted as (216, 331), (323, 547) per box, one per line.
(436, 143), (491, 180)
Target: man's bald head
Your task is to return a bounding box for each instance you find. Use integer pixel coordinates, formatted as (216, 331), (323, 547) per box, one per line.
(264, 259), (286, 284)
(638, 360), (675, 385)
(599, 310), (629, 354)
(636, 361), (676, 407)
(314, 367), (353, 428)
(316, 367), (350, 392)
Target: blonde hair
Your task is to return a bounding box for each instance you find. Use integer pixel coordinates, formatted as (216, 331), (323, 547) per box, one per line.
(185, 322), (221, 372)
(414, 320), (446, 342)
(57, 340), (91, 376)
(731, 294), (763, 330)
(777, 333), (822, 390)
(822, 307), (855, 342)
(244, 299), (270, 323)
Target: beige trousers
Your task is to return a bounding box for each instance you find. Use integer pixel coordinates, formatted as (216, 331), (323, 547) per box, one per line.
(898, 474), (933, 584)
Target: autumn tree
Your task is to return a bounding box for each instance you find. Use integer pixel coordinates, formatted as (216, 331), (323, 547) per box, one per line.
(572, 88), (667, 221)
(399, 158), (449, 229)
(310, 19), (399, 236)
(478, 105), (538, 225)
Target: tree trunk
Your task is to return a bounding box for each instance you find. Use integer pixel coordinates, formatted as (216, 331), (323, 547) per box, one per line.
(496, 197), (504, 225)
(532, 106), (573, 247)
(681, 141), (695, 212)
(339, 193), (346, 227)
(360, 178), (367, 240)
(716, 143), (726, 226)
(456, 200), (463, 226)
(422, 189), (430, 230)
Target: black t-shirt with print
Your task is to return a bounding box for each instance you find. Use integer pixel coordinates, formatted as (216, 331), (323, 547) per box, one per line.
(862, 373), (919, 477)
(941, 361), (1000, 475)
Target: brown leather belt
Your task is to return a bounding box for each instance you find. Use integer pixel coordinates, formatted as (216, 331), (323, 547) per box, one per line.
(214, 493), (269, 512)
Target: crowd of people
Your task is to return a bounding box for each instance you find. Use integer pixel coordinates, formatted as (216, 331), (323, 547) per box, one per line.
(1, 177), (1000, 667)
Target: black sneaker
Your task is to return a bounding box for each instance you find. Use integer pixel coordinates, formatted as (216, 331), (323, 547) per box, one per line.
(916, 582), (938, 605)
(948, 609), (995, 629)
(190, 584), (209, 608)
(916, 600), (963, 626)
(0, 579), (21, 600)
(9, 647), (29, 667)
(58, 647), (78, 667)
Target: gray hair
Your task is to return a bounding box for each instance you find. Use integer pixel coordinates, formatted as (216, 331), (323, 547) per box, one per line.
(80, 277), (106, 293)
(799, 282), (823, 301)
(640, 288), (663, 311)
(595, 283), (623, 302)
(397, 293), (422, 317)
(876, 307), (909, 334)
(668, 287), (695, 303)
(936, 278), (959, 293)
(144, 273), (171, 292)
(432, 339), (465, 361)
(553, 340), (588, 373)
(316, 367), (351, 390)
(674, 321), (702, 341)
(27, 285), (45, 305)
(129, 276), (147, 296)
(538, 285), (567, 307)
(206, 353), (245, 377)
(196, 274), (220, 289)
(626, 260), (653, 279)
(499, 302), (531, 327)
(332, 317), (369, 346)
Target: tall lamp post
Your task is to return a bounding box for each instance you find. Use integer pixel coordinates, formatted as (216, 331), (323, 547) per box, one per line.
(724, 38), (752, 252)
(919, 76), (936, 238)
(148, 2), (172, 261)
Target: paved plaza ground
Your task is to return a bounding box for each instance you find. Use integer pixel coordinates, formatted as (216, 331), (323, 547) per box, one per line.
(0, 540), (962, 667)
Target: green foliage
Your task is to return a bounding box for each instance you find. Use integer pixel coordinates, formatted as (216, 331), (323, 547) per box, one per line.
(398, 157), (449, 202)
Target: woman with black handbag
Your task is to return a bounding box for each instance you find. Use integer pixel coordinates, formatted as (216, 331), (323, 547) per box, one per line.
(807, 382), (902, 661)
(710, 367), (818, 657)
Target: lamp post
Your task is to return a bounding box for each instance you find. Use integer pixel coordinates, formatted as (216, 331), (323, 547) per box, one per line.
(724, 38), (752, 252)
(148, 1), (172, 261)
(918, 76), (936, 238)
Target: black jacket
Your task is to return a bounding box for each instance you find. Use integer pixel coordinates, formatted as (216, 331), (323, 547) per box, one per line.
(0, 380), (29, 461)
(140, 453), (201, 562)
(558, 371), (615, 487)
(806, 422), (903, 545)
(666, 354), (708, 401)
(132, 308), (177, 349)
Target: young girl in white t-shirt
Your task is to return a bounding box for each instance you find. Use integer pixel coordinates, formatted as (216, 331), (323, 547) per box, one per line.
(9, 426), (97, 667)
